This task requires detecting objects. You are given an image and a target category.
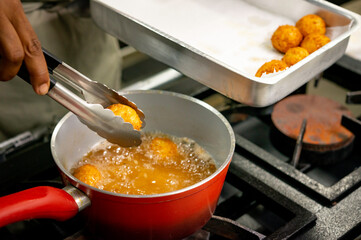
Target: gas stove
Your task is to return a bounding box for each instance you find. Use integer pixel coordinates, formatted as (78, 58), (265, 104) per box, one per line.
(2, 0), (361, 238)
(1, 55), (360, 239)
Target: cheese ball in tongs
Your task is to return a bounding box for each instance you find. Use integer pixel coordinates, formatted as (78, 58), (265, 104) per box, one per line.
(17, 49), (145, 147)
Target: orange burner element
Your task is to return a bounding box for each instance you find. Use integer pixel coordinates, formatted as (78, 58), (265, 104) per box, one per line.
(255, 60), (288, 77)
(300, 33), (330, 54)
(73, 164), (102, 187)
(107, 103), (142, 130)
(150, 137), (179, 161)
(271, 25), (303, 53)
(271, 94), (354, 152)
(282, 47), (309, 66)
(296, 14), (326, 36)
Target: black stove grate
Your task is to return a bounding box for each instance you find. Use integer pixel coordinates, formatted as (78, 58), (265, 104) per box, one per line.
(226, 153), (316, 240)
(232, 116), (361, 204)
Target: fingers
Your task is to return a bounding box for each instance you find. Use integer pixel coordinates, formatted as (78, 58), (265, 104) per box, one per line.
(11, 3), (49, 95)
(0, 0), (49, 95)
(22, 38), (50, 96)
(0, 16), (24, 82)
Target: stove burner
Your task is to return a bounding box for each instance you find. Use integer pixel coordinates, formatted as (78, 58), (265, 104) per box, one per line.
(271, 94), (355, 165)
(272, 94), (354, 150)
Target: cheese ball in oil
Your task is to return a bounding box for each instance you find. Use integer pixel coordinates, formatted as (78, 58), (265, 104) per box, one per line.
(107, 103), (142, 130)
(282, 47), (309, 66)
(73, 164), (101, 187)
(271, 25), (303, 53)
(255, 60), (288, 77)
(150, 137), (179, 162)
(296, 14), (326, 36)
(300, 33), (330, 54)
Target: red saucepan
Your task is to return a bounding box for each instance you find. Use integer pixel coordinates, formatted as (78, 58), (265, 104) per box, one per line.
(0, 90), (235, 240)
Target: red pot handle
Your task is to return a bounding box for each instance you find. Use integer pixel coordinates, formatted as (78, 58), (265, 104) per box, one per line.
(0, 186), (81, 227)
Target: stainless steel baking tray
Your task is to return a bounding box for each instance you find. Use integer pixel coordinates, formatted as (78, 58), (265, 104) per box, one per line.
(90, 0), (360, 107)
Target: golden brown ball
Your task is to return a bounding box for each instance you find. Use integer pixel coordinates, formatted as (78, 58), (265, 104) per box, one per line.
(107, 103), (142, 131)
(282, 47), (309, 66)
(255, 60), (288, 77)
(300, 33), (331, 54)
(296, 14), (326, 36)
(271, 25), (303, 53)
(73, 164), (102, 187)
(150, 137), (179, 162)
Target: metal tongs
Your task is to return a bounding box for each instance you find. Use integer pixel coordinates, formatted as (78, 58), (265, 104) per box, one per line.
(17, 49), (145, 147)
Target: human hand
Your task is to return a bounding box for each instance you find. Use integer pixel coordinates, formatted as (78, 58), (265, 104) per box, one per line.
(0, 0), (49, 95)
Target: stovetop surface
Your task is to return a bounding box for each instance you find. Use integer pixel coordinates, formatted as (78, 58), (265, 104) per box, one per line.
(2, 0), (361, 237)
(1, 60), (361, 239)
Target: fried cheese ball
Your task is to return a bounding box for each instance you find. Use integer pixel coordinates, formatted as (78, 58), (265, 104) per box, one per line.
(271, 25), (303, 53)
(296, 14), (326, 36)
(107, 103), (142, 131)
(150, 137), (179, 162)
(73, 164), (102, 187)
(255, 60), (288, 77)
(300, 33), (331, 54)
(282, 47), (309, 66)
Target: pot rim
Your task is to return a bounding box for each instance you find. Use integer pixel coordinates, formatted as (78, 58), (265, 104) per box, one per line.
(51, 90), (235, 199)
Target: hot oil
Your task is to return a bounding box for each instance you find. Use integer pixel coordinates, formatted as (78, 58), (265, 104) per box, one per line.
(71, 132), (217, 195)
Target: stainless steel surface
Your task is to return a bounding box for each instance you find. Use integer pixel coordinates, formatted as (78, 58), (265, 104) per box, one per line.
(91, 0), (360, 107)
(49, 63), (145, 147)
(337, 54), (361, 75)
(0, 126), (49, 159)
(63, 185), (91, 212)
(51, 90), (235, 198)
(123, 68), (182, 91)
(338, 0), (361, 74)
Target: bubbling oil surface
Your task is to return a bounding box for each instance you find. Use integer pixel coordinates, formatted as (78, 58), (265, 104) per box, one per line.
(71, 132), (217, 195)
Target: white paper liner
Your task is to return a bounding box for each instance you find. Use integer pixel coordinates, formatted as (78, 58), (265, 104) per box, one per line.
(104, 0), (353, 76)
